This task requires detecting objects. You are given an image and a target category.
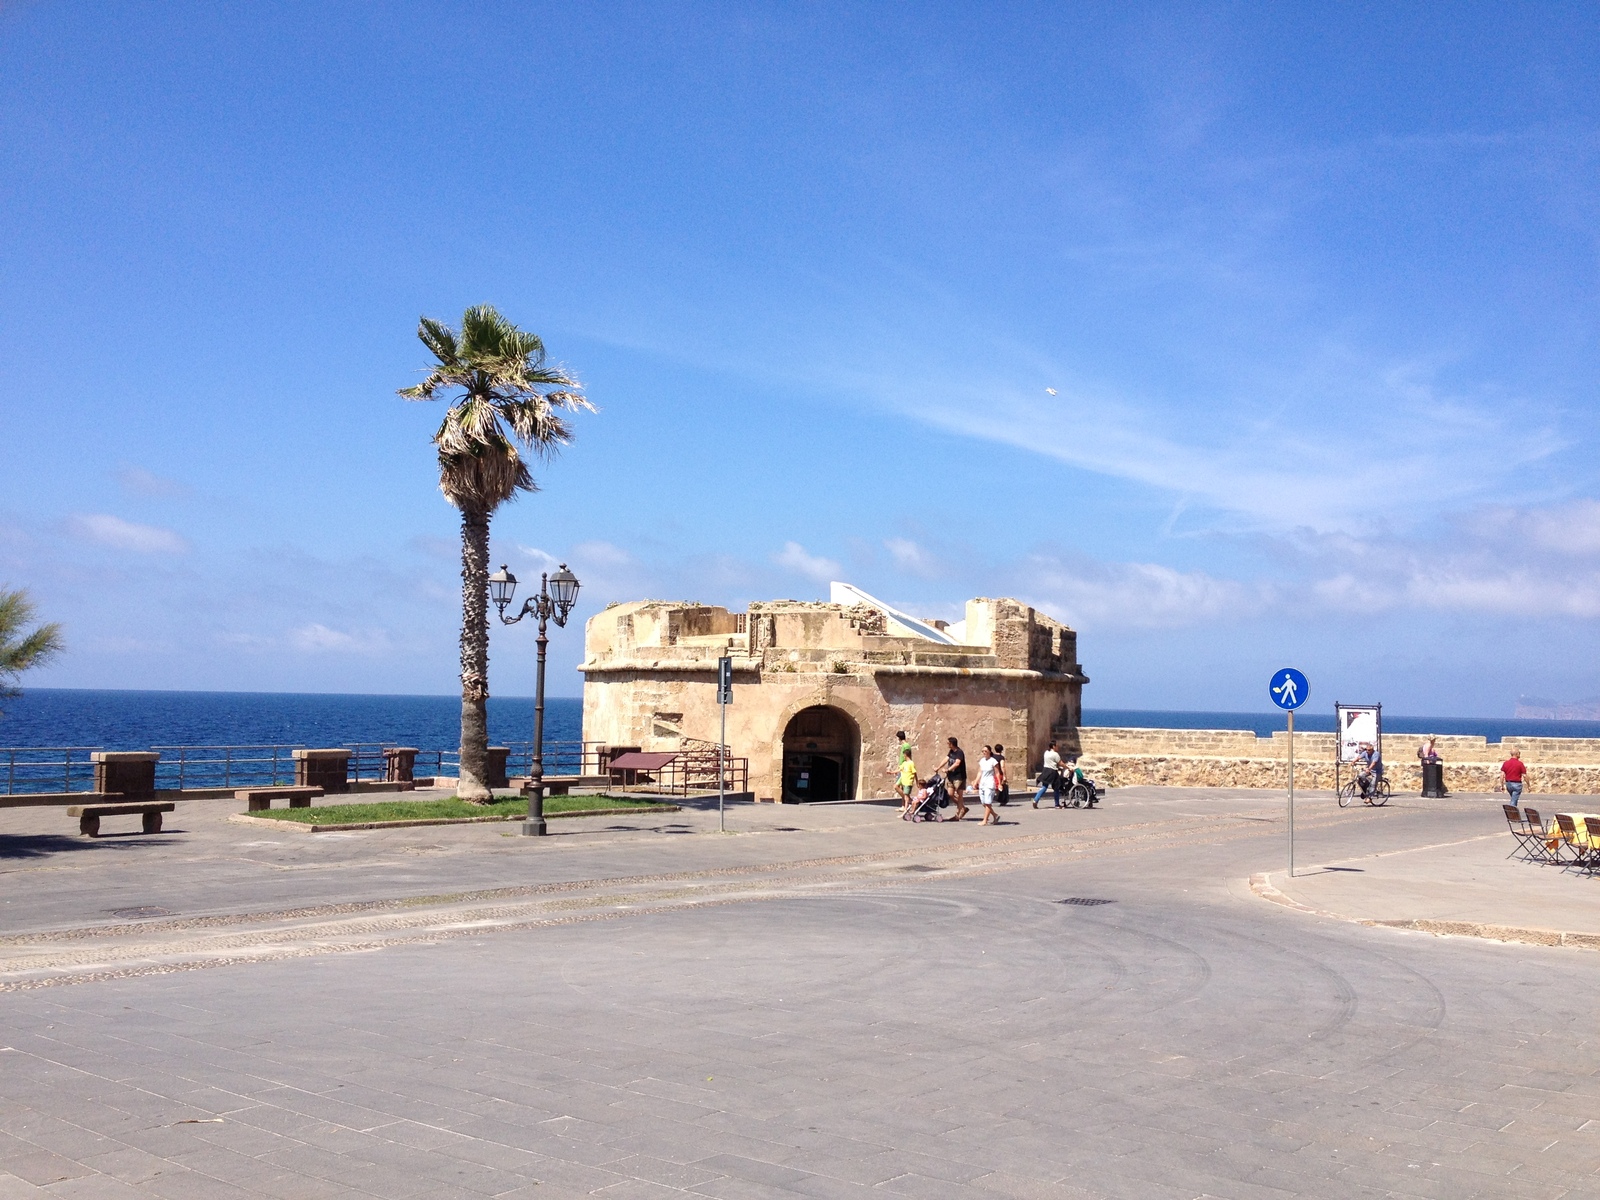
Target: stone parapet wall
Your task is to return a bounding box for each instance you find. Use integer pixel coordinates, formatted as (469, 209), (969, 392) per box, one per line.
(1074, 727), (1600, 794)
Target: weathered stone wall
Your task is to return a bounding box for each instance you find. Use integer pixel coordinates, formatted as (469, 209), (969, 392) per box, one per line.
(581, 596), (1084, 800)
(1074, 727), (1600, 794)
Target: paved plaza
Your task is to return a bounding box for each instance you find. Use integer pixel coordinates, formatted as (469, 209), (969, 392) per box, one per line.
(3, 787), (1599, 1198)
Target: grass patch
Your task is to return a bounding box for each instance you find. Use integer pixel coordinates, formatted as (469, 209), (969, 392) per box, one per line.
(248, 794), (669, 825)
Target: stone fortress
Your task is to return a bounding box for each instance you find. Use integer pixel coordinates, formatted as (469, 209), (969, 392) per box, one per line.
(581, 582), (1600, 801)
(581, 583), (1086, 802)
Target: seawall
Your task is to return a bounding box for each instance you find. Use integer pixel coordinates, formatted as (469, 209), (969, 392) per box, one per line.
(1075, 727), (1600, 793)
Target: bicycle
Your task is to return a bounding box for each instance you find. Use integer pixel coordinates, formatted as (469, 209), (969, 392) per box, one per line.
(1338, 775), (1391, 807)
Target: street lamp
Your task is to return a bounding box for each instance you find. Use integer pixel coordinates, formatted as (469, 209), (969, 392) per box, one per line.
(490, 562), (582, 836)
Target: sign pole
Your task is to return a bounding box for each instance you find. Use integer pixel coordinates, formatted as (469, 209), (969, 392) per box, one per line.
(1269, 667), (1308, 881)
(717, 655), (732, 834)
(1287, 708), (1295, 878)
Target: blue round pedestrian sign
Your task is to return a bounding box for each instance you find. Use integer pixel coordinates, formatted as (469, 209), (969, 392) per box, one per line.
(1269, 668), (1308, 710)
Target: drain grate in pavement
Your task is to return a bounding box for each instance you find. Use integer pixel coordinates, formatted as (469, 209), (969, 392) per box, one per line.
(109, 906), (172, 920)
(1057, 897), (1115, 906)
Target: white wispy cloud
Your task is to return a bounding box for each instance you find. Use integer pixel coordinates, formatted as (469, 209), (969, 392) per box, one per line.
(288, 623), (391, 655)
(1022, 554), (1269, 630)
(116, 466), (186, 498)
(773, 541), (841, 582)
(884, 538), (940, 578)
(68, 513), (189, 554)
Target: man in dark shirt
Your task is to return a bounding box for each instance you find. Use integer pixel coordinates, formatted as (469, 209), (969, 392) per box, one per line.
(942, 737), (968, 821)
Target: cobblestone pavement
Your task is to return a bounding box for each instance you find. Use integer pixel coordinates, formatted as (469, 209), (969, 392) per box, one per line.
(3, 788), (1599, 1197)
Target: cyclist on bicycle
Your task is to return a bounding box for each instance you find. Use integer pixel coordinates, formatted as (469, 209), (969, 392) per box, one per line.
(1357, 742), (1384, 805)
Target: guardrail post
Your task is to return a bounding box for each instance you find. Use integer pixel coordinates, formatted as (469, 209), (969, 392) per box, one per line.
(383, 747), (418, 783)
(293, 748), (352, 794)
(486, 746), (510, 789)
(91, 751), (160, 799)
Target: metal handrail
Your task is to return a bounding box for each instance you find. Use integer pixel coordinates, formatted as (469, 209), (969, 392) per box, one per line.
(0, 747), (99, 795)
(607, 749), (749, 797)
(150, 745), (307, 790)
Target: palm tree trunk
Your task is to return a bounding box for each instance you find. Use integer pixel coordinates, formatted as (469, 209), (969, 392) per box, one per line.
(457, 507), (493, 803)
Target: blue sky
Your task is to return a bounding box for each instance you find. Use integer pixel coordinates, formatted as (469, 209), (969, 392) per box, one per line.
(3, 2), (1598, 714)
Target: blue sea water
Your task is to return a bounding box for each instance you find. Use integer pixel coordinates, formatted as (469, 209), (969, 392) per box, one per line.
(5, 690), (1594, 752)
(0, 689), (582, 753)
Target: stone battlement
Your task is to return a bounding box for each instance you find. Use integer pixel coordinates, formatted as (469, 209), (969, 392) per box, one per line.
(1074, 727), (1600, 792)
(581, 586), (1087, 802)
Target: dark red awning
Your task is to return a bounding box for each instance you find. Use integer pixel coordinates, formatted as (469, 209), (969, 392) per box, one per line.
(607, 752), (678, 770)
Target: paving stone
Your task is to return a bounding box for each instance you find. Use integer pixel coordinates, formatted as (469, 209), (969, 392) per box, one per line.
(6, 789), (1600, 1196)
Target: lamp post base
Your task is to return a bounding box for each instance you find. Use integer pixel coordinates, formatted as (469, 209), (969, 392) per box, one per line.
(521, 817), (547, 836)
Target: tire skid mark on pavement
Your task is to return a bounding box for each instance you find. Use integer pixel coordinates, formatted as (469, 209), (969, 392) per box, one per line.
(0, 807), (1378, 947)
(0, 810), (1393, 990)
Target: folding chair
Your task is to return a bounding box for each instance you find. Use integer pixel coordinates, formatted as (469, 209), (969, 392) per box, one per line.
(1583, 818), (1600, 875)
(1552, 814), (1595, 871)
(1503, 804), (1543, 861)
(1523, 807), (1561, 865)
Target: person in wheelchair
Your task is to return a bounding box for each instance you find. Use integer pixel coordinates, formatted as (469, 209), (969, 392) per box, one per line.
(1064, 757), (1101, 808)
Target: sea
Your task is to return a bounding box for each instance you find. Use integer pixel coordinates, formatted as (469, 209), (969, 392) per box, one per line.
(0, 690), (589, 794)
(5, 689), (1599, 752)
(0, 689), (582, 752)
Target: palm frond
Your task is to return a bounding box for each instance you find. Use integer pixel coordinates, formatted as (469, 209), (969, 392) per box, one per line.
(417, 317), (460, 365)
(400, 305), (587, 513)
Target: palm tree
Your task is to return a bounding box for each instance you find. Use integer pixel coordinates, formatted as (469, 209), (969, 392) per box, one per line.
(399, 306), (588, 802)
(0, 586), (63, 716)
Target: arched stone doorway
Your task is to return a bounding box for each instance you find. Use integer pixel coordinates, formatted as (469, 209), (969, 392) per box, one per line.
(782, 705), (859, 802)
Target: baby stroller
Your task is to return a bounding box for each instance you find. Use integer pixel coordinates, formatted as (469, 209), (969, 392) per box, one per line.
(905, 775), (948, 822)
(1064, 769), (1103, 808)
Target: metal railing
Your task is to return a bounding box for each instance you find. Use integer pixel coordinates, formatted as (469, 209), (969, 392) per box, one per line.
(151, 745), (306, 791)
(0, 747), (98, 794)
(502, 740), (608, 778)
(608, 749), (749, 798)
(342, 743), (405, 783)
(1, 741), (629, 794)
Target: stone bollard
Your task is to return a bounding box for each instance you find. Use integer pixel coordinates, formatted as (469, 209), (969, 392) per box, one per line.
(293, 748), (352, 794)
(383, 747), (419, 783)
(91, 751), (159, 799)
(486, 746), (510, 789)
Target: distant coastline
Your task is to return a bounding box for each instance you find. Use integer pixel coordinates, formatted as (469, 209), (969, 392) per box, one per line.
(1084, 708), (1600, 743)
(1514, 696), (1600, 721)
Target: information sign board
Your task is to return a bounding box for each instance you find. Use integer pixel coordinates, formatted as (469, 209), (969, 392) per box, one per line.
(1335, 703), (1382, 763)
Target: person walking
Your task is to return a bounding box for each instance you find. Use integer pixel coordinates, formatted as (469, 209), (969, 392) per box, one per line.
(942, 737), (968, 821)
(1034, 741), (1064, 808)
(1501, 749), (1528, 806)
(888, 730), (912, 798)
(896, 748), (918, 817)
(977, 744), (1003, 825)
(993, 743), (1010, 806)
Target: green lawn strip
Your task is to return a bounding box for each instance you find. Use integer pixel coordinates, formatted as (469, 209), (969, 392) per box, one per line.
(249, 794), (669, 825)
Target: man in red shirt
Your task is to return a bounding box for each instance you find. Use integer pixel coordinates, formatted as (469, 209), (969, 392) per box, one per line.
(1501, 750), (1528, 805)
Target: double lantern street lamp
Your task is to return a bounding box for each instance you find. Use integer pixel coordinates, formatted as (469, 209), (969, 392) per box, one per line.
(488, 562), (580, 837)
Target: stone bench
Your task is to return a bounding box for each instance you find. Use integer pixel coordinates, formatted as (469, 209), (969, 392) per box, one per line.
(236, 786), (325, 812)
(66, 802), (175, 837)
(0, 791), (124, 810)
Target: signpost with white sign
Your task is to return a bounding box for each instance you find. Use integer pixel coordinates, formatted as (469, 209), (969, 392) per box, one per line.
(1270, 668), (1309, 877)
(717, 657), (733, 832)
(1334, 703), (1382, 799)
